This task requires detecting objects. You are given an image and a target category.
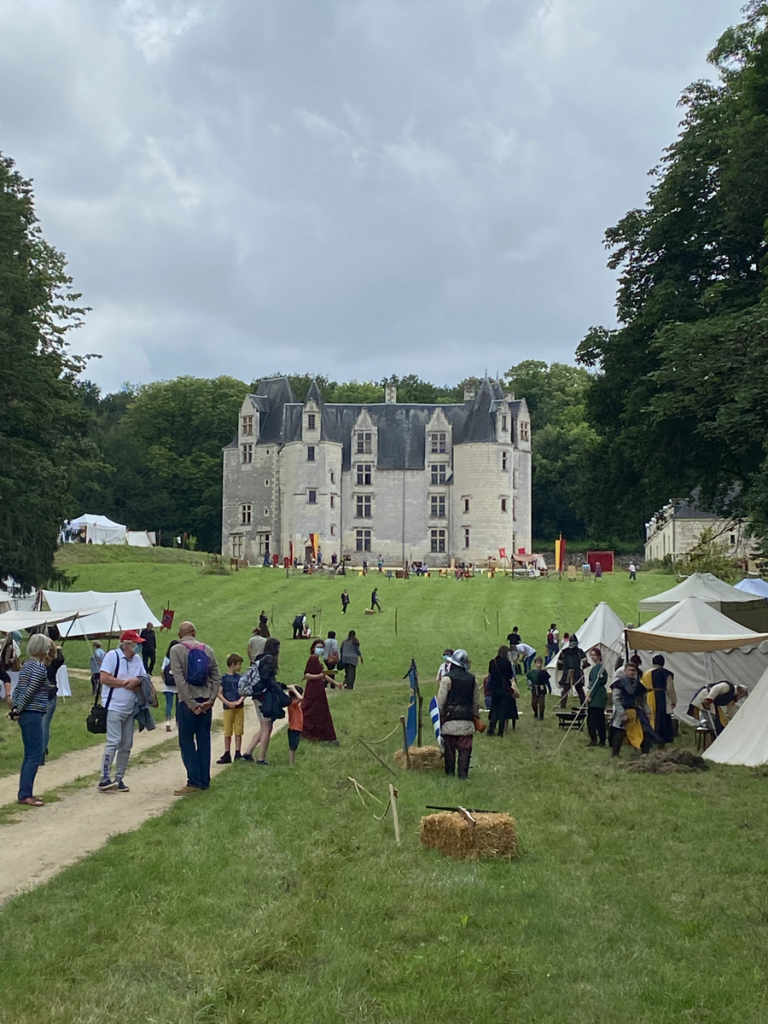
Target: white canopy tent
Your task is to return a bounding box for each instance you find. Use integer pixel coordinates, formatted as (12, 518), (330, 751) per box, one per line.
(625, 597), (768, 719)
(638, 573), (768, 631)
(0, 606), (112, 634)
(545, 602), (626, 679)
(126, 531), (155, 547)
(735, 578), (768, 599)
(704, 664), (768, 766)
(39, 590), (160, 637)
(67, 514), (127, 545)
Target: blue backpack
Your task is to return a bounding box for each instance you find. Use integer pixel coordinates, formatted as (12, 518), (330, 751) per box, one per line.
(184, 642), (210, 686)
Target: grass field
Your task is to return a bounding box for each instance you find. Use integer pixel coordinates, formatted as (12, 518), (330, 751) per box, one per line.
(2, 675), (768, 1023)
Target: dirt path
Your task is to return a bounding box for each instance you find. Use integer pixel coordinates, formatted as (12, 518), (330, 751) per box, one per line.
(0, 702), (274, 907)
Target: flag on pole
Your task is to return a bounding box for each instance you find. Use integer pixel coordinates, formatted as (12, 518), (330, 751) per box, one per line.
(498, 547), (506, 559)
(406, 693), (418, 747)
(429, 696), (443, 750)
(161, 607), (175, 631)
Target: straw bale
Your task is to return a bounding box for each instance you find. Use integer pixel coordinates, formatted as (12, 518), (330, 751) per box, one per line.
(623, 749), (709, 774)
(393, 746), (444, 771)
(420, 812), (519, 860)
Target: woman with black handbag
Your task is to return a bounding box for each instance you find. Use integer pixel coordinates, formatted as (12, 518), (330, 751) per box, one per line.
(242, 638), (296, 765)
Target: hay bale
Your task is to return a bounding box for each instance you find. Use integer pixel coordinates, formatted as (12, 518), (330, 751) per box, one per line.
(623, 749), (709, 774)
(393, 746), (444, 771)
(420, 812), (519, 860)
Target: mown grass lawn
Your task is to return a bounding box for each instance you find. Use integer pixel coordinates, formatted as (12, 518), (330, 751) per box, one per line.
(2, 677), (768, 1024)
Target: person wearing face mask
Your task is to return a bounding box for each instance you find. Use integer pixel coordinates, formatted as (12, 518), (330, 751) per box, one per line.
(301, 641), (339, 743)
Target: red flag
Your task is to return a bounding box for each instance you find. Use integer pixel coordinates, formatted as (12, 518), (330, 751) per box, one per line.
(499, 547), (506, 559)
(161, 608), (175, 631)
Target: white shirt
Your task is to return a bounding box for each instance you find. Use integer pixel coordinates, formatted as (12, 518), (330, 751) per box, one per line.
(516, 643), (536, 659)
(101, 649), (143, 712)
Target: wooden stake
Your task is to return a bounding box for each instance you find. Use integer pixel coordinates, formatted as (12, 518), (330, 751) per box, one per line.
(358, 737), (398, 776)
(394, 607), (398, 636)
(400, 715), (411, 769)
(389, 784), (401, 846)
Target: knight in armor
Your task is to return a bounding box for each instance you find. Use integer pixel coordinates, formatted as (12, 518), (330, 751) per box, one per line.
(437, 650), (481, 780)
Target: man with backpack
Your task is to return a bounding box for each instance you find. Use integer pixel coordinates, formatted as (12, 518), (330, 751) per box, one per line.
(170, 621), (221, 795)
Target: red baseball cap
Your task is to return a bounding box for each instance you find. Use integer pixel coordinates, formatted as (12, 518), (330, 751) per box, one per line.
(119, 630), (145, 644)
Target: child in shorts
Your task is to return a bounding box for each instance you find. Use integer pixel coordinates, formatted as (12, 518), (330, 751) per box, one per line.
(287, 685), (304, 766)
(217, 653), (245, 764)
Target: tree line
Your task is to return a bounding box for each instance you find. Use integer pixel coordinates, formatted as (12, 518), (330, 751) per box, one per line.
(4, 3), (767, 586)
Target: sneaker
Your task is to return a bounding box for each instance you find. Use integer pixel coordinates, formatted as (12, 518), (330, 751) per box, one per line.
(256, 759), (269, 766)
(116, 781), (130, 793)
(241, 753), (254, 762)
(216, 752), (232, 765)
(234, 751), (243, 761)
(98, 778), (118, 792)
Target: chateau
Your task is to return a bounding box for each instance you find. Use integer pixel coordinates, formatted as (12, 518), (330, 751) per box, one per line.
(221, 376), (532, 567)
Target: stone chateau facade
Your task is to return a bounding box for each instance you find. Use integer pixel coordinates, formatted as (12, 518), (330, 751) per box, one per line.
(221, 376), (532, 567)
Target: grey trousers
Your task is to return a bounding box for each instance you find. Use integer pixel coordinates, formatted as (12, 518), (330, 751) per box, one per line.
(101, 707), (135, 781)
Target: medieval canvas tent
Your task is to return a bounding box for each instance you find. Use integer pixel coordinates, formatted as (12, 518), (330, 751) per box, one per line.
(38, 590), (160, 638)
(545, 601), (626, 676)
(704, 664), (768, 766)
(735, 578), (768, 599)
(625, 597), (768, 718)
(67, 513), (128, 545)
(638, 573), (768, 631)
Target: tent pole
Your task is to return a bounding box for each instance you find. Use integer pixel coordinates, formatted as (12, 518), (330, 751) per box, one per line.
(106, 601), (118, 651)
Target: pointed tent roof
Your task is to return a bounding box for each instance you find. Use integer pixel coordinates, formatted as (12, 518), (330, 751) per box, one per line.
(545, 602), (626, 671)
(704, 664), (768, 766)
(735, 578), (768, 599)
(626, 596), (768, 653)
(638, 572), (768, 631)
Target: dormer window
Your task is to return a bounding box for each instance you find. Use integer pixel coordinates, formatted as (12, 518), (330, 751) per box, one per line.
(430, 432), (447, 454)
(307, 413), (316, 430)
(242, 415), (253, 436)
(501, 415), (508, 432)
(520, 421), (530, 442)
(356, 431), (372, 454)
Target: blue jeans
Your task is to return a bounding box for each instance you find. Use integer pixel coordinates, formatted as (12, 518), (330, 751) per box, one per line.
(164, 691), (176, 718)
(42, 694), (57, 761)
(18, 710), (44, 800)
(177, 702), (212, 789)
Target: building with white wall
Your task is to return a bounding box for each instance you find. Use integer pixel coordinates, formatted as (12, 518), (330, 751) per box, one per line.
(222, 376), (532, 567)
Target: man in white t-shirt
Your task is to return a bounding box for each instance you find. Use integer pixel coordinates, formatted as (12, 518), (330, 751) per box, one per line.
(98, 631), (145, 793)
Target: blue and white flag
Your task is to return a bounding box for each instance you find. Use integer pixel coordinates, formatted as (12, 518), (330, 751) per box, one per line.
(405, 693), (418, 747)
(429, 696), (443, 751)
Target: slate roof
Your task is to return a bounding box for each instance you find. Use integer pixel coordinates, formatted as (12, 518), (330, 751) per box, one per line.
(228, 377), (522, 469)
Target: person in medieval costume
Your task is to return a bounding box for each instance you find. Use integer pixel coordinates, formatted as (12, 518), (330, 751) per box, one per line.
(556, 634), (587, 708)
(301, 643), (339, 743)
(641, 655), (677, 748)
(699, 680), (748, 735)
(437, 650), (481, 779)
(610, 662), (658, 757)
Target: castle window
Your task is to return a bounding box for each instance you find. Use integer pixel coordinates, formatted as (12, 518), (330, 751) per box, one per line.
(463, 527), (471, 549)
(501, 498), (508, 513)
(356, 529), (372, 552)
(308, 489), (317, 504)
(258, 533), (270, 556)
(356, 464), (372, 486)
(330, 495), (335, 509)
(330, 471), (335, 484)
(356, 495), (372, 518)
(240, 503), (252, 526)
(520, 421), (530, 442)
(331, 524), (336, 537)
(265, 479), (269, 486)
(513, 498), (517, 520)
(241, 444), (253, 464)
(430, 432), (447, 454)
(430, 529), (446, 553)
(430, 495), (446, 519)
(264, 508), (269, 516)
(513, 469), (517, 488)
(241, 415), (253, 436)
(231, 535), (243, 559)
(502, 451), (509, 471)
(730, 533), (736, 546)
(430, 464), (446, 485)
(501, 415), (507, 432)
(356, 431), (372, 454)
(463, 498), (470, 514)
(307, 446), (315, 462)
(307, 413), (316, 430)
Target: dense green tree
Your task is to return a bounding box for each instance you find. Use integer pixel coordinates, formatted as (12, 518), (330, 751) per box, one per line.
(0, 154), (94, 588)
(577, 2), (768, 540)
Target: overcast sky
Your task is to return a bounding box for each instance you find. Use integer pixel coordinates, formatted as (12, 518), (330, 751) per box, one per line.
(0, 0), (744, 393)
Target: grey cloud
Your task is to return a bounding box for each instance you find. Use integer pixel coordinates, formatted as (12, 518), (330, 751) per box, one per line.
(0, 0), (744, 391)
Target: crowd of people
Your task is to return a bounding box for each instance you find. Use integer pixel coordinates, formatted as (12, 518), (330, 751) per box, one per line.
(4, 608), (750, 804)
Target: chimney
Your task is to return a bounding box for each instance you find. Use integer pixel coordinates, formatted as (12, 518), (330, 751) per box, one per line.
(464, 386), (476, 402)
(385, 385), (397, 404)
